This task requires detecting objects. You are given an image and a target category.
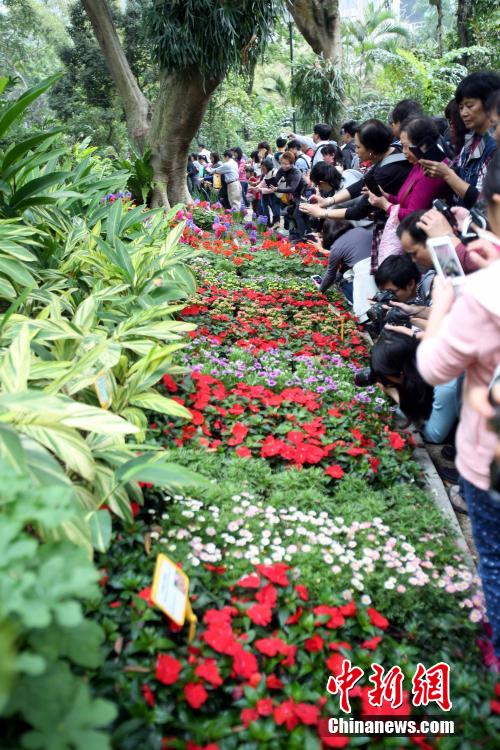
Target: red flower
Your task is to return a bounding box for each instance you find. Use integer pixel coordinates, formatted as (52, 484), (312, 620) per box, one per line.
(227, 421), (248, 446)
(295, 584), (309, 601)
(294, 702), (319, 725)
(236, 446), (251, 458)
(326, 653), (346, 675)
(367, 607), (389, 630)
(305, 634), (324, 653)
(203, 563), (227, 574)
(138, 587), (153, 606)
(274, 698), (298, 731)
(162, 374), (178, 392)
(281, 644), (298, 667)
(257, 698), (273, 716)
(369, 456), (381, 473)
(142, 684), (155, 707)
(235, 573), (261, 589)
(267, 674), (285, 690)
(247, 603), (273, 626)
(328, 641), (352, 652)
(388, 431), (406, 450)
(322, 736), (350, 748)
(491, 699), (500, 714)
(325, 465), (345, 479)
(256, 562), (290, 586)
(203, 625), (239, 655)
(255, 637), (290, 657)
(256, 583), (278, 608)
(233, 649), (258, 679)
(361, 636), (382, 651)
(156, 654), (182, 685)
(203, 606), (236, 626)
(195, 659), (223, 687)
(339, 601), (356, 617)
(285, 606), (303, 625)
(241, 707), (259, 727)
(184, 682), (208, 709)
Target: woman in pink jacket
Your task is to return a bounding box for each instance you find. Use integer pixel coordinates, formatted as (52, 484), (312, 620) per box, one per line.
(416, 153), (500, 662)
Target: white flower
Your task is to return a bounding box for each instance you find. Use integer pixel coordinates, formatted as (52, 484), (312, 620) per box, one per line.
(361, 594), (371, 605)
(206, 527), (216, 537)
(228, 521), (239, 532)
(191, 557), (200, 566)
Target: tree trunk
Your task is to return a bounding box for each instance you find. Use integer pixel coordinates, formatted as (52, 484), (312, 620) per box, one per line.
(149, 67), (222, 207)
(287, 0), (341, 61)
(436, 0), (443, 56)
(80, 0), (150, 150)
(457, 0), (472, 47)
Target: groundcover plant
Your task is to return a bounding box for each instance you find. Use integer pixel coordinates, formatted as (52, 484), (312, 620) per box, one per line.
(87, 206), (499, 749)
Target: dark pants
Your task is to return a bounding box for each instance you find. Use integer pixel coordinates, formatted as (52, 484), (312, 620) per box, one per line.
(262, 194), (281, 226)
(461, 476), (500, 657)
(289, 202), (309, 241)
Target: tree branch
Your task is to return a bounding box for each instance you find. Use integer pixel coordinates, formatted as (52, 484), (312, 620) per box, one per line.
(80, 0), (151, 149)
(287, 0), (341, 60)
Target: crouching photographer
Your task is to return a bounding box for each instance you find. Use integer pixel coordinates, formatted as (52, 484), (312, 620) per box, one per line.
(364, 255), (423, 336)
(355, 327), (459, 445)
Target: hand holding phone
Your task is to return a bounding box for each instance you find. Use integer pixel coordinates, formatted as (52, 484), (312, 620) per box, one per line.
(364, 173), (382, 197)
(426, 236), (465, 285)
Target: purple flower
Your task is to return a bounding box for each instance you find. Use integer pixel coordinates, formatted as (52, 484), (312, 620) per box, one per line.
(257, 215), (269, 225)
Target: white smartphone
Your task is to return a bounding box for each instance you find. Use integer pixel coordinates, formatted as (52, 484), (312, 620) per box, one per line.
(426, 236), (465, 285)
(311, 275), (322, 287)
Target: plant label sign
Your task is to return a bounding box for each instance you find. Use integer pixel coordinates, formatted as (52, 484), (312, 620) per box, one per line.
(151, 553), (190, 626)
(94, 370), (113, 409)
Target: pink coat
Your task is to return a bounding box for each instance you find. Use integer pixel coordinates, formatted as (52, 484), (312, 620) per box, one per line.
(387, 163), (450, 220)
(416, 260), (500, 490)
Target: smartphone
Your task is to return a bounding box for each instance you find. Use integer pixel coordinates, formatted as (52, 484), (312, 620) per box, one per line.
(364, 173), (382, 197)
(311, 275), (322, 286)
(426, 236), (465, 284)
(410, 141), (446, 162)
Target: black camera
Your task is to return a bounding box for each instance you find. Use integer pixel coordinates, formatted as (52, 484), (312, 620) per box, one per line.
(384, 307), (412, 328)
(354, 367), (377, 388)
(366, 290), (398, 324)
(432, 199), (459, 234)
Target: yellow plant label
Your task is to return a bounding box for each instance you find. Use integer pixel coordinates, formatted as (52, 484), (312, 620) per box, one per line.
(151, 553), (191, 627)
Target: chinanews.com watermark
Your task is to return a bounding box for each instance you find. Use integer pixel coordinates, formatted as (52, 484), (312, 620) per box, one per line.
(321, 659), (455, 739)
(319, 716), (455, 739)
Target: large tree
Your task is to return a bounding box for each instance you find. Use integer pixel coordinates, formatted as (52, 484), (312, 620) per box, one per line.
(80, 0), (280, 206)
(287, 0), (341, 60)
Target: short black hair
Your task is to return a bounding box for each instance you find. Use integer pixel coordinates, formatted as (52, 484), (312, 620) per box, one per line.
(223, 149), (234, 158)
(276, 136), (287, 148)
(322, 219), (353, 248)
(309, 162), (342, 191)
(313, 123), (332, 140)
(321, 143), (343, 164)
(261, 157), (275, 173)
(397, 210), (428, 244)
(455, 71), (500, 107)
(483, 150), (500, 203)
(250, 149), (261, 163)
(341, 120), (358, 137)
(197, 142), (205, 148)
(257, 141), (271, 151)
(287, 139), (302, 150)
(400, 116), (440, 146)
(358, 119), (393, 155)
(391, 99), (424, 126)
(375, 254), (421, 290)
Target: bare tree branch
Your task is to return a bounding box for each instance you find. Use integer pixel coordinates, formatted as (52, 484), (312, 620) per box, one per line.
(287, 0), (341, 60)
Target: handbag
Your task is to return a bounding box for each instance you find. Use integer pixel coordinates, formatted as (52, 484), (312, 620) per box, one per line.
(377, 204), (404, 267)
(213, 173), (222, 189)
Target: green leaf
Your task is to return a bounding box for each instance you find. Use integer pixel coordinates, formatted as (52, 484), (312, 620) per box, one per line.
(0, 324), (32, 393)
(19, 424), (96, 481)
(89, 510), (112, 553)
(0, 423), (28, 474)
(129, 391), (192, 419)
(116, 454), (209, 489)
(9, 172), (71, 209)
(0, 74), (61, 139)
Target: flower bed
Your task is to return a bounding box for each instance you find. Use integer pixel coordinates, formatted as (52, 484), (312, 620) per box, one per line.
(90, 211), (499, 748)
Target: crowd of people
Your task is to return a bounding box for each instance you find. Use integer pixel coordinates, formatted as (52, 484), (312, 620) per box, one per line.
(189, 70), (500, 671)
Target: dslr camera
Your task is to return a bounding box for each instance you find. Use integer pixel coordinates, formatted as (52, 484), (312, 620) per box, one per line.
(365, 290), (411, 337)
